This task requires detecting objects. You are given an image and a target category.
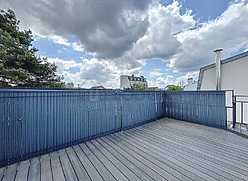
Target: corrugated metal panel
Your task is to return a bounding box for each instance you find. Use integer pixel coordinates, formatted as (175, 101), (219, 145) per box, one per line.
(121, 91), (163, 130)
(0, 89), (123, 167)
(0, 89), (227, 168)
(165, 91), (226, 129)
(0, 89), (164, 167)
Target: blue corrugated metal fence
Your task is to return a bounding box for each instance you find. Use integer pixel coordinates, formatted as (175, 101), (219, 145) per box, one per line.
(0, 89), (164, 167)
(164, 91), (226, 129)
(0, 89), (226, 167)
(121, 91), (165, 130)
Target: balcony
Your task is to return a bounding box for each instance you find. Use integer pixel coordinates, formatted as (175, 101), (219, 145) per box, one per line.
(1, 118), (248, 181)
(0, 89), (247, 180)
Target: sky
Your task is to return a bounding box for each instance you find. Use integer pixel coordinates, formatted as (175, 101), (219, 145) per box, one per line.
(1, 0), (248, 88)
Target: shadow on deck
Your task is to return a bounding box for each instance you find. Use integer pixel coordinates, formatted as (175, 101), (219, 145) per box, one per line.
(1, 118), (248, 181)
(228, 123), (248, 137)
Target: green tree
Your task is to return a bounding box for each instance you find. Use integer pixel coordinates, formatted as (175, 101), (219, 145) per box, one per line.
(0, 9), (65, 88)
(131, 86), (148, 90)
(166, 86), (183, 91)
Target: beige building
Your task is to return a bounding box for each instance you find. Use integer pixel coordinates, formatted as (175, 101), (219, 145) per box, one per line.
(198, 51), (248, 124)
(120, 75), (148, 90)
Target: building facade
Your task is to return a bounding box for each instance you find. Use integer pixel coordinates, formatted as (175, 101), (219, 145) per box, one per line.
(198, 51), (248, 93)
(183, 78), (197, 91)
(198, 51), (248, 124)
(120, 75), (148, 90)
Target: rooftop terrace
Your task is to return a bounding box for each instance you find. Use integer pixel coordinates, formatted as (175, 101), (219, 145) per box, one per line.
(1, 118), (248, 181)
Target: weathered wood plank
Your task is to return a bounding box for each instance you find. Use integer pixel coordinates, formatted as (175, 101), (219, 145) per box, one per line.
(28, 157), (40, 181)
(146, 120), (248, 158)
(2, 163), (18, 181)
(130, 126), (248, 180)
(50, 152), (65, 181)
(104, 134), (216, 181)
(15, 160), (30, 181)
(112, 132), (227, 181)
(0, 167), (6, 180)
(100, 137), (167, 181)
(0, 118), (248, 181)
(65, 147), (90, 181)
(134, 123), (248, 175)
(96, 138), (152, 181)
(40, 154), (53, 181)
(73, 145), (103, 181)
(105, 135), (179, 181)
(58, 149), (78, 181)
(91, 139), (142, 181)
(86, 141), (128, 181)
(79, 143), (115, 181)
(111, 133), (194, 181)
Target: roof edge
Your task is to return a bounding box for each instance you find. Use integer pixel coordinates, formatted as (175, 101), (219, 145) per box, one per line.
(198, 51), (248, 90)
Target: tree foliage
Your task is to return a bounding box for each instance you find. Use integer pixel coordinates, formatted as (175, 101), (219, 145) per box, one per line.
(131, 86), (148, 90)
(166, 86), (183, 91)
(0, 9), (65, 88)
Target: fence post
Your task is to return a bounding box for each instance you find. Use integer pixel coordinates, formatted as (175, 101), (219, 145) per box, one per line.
(155, 92), (157, 120)
(120, 91), (123, 130)
(232, 95), (236, 128)
(115, 91), (117, 131)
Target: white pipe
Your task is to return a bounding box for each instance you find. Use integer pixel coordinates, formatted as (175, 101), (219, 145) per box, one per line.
(213, 48), (223, 90)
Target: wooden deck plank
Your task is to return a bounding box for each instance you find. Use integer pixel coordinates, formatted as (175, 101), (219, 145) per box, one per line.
(135, 121), (248, 165)
(105, 135), (182, 181)
(40, 154), (53, 181)
(86, 141), (128, 181)
(79, 143), (116, 181)
(149, 120), (248, 157)
(58, 149), (78, 181)
(28, 157), (40, 181)
(50, 152), (65, 181)
(91, 139), (142, 181)
(65, 147), (91, 181)
(73, 145), (104, 181)
(125, 128), (247, 181)
(95, 138), (152, 181)
(0, 167), (6, 180)
(135, 122), (248, 175)
(1, 118), (248, 181)
(132, 124), (248, 180)
(2, 163), (18, 181)
(110, 133), (196, 181)
(15, 160), (30, 181)
(106, 133), (216, 181)
(147, 121), (248, 162)
(116, 130), (244, 181)
(100, 137), (167, 181)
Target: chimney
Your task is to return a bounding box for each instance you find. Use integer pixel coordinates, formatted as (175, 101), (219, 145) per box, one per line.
(187, 78), (193, 85)
(213, 48), (223, 90)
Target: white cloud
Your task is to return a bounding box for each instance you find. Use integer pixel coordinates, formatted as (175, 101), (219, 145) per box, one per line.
(2, 0), (248, 88)
(171, 0), (248, 72)
(72, 42), (85, 52)
(132, 1), (195, 60)
(47, 58), (82, 74)
(46, 57), (143, 88)
(176, 71), (199, 86)
(50, 35), (70, 46)
(156, 75), (175, 87)
(1, 0), (150, 60)
(149, 71), (163, 77)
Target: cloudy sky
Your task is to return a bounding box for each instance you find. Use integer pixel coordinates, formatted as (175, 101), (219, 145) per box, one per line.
(1, 0), (248, 88)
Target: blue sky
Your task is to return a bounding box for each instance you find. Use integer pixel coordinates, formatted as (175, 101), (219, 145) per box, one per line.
(1, 0), (248, 88)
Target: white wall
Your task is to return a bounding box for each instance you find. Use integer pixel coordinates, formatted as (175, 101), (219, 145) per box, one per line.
(184, 82), (197, 91)
(120, 76), (130, 89)
(200, 55), (248, 124)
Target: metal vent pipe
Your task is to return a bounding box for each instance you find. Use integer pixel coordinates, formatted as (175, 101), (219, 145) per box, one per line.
(213, 48), (223, 90)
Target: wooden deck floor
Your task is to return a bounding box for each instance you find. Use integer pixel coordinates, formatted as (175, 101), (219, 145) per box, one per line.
(1, 118), (248, 181)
